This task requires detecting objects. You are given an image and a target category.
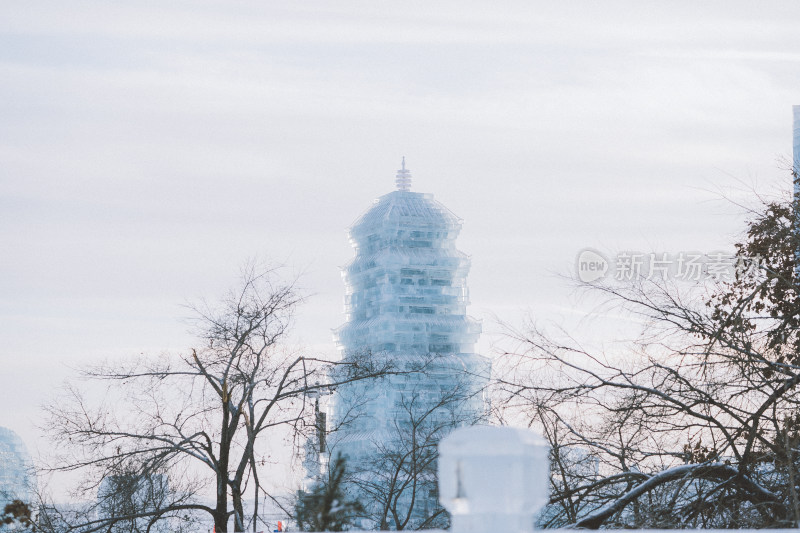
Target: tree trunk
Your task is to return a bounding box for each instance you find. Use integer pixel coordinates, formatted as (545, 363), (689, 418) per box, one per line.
(216, 398), (231, 532)
(215, 456), (230, 532)
(232, 485), (246, 532)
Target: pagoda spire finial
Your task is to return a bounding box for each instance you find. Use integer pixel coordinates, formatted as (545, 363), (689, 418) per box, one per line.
(396, 156), (412, 191)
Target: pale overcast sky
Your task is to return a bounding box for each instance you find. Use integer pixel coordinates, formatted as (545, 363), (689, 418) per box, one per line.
(2, 1), (800, 480)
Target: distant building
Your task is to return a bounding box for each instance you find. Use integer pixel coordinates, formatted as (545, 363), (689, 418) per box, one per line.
(0, 427), (35, 510)
(320, 160), (490, 526)
(794, 105), (800, 182)
(792, 105), (799, 278)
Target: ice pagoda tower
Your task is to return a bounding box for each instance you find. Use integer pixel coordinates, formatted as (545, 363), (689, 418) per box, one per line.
(335, 159), (485, 365)
(325, 160), (489, 524)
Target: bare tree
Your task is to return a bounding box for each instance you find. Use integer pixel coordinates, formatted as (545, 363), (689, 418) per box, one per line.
(94, 469), (173, 533)
(335, 375), (487, 531)
(43, 265), (395, 533)
(496, 183), (800, 528)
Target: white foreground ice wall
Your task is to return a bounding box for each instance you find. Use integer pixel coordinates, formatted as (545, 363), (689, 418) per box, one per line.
(439, 426), (550, 533)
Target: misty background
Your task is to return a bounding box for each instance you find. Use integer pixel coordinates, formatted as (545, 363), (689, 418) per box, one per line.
(2, 1), (800, 498)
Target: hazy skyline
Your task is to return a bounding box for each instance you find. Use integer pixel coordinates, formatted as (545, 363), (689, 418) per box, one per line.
(2, 2), (800, 488)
